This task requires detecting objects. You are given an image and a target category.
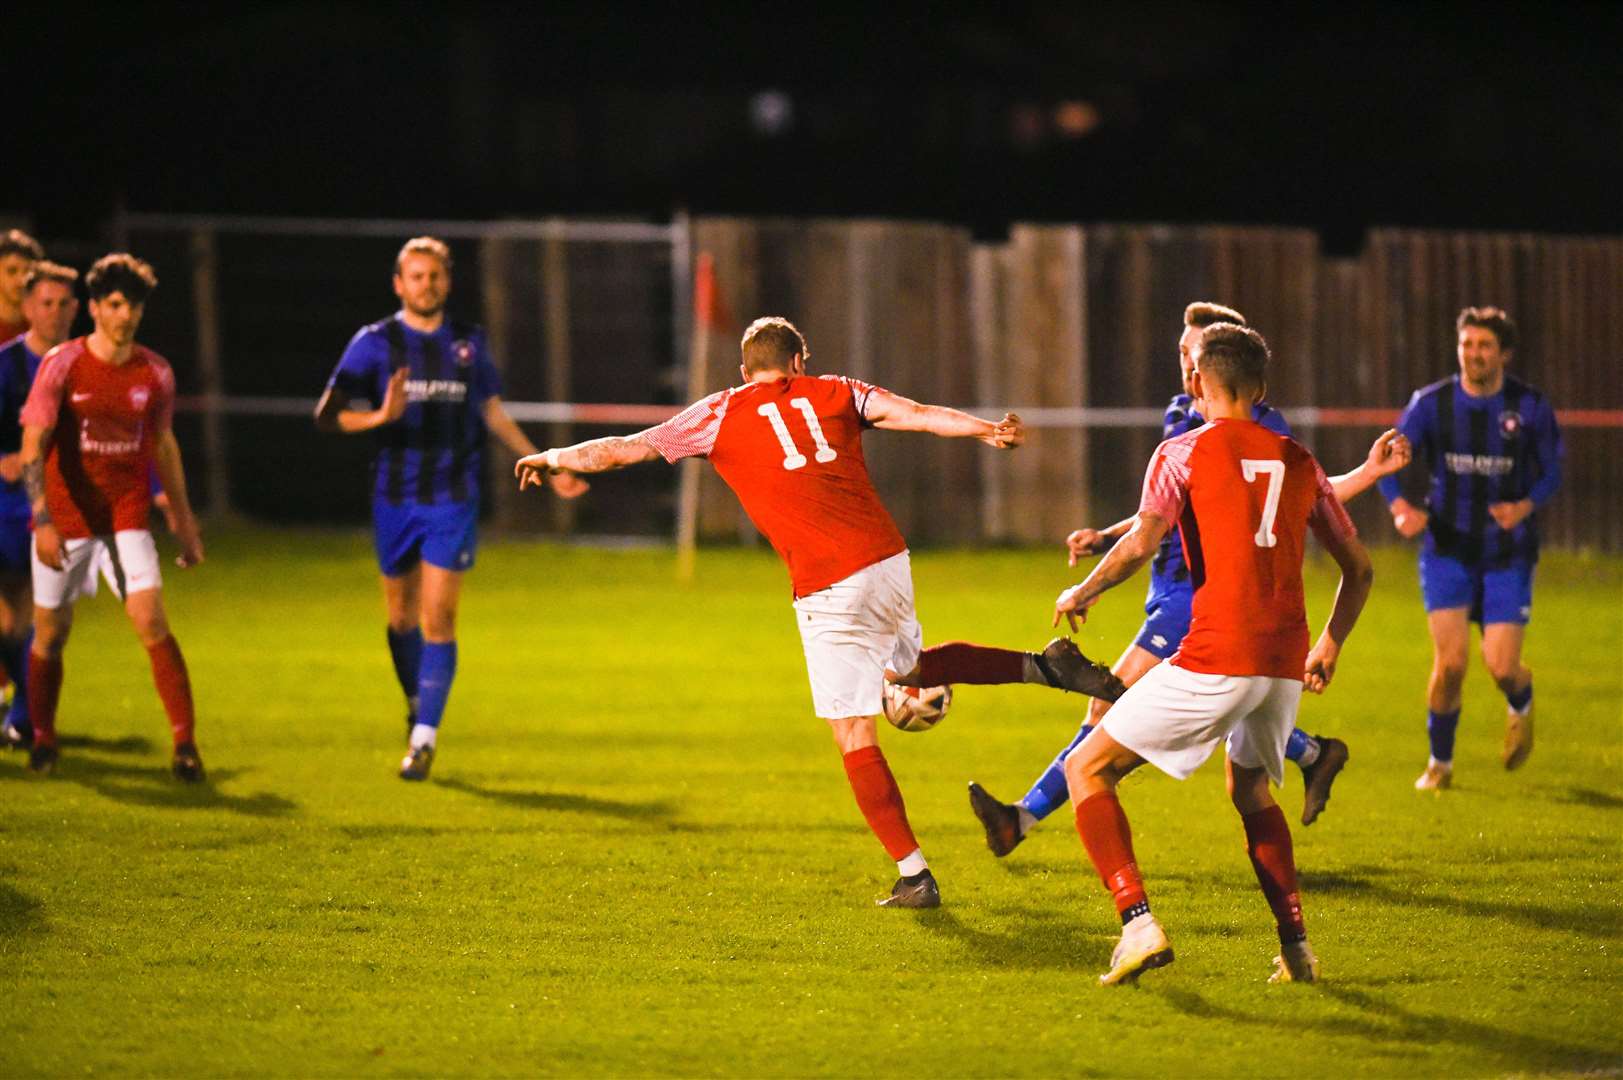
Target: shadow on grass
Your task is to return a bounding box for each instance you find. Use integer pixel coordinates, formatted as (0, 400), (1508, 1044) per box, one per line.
(0, 881), (45, 937)
(57, 734), (156, 754)
(437, 777), (674, 822)
(1303, 865), (1622, 941)
(909, 905), (1111, 972)
(1556, 786), (1623, 810)
(42, 753), (297, 818)
(1156, 982), (1617, 1074)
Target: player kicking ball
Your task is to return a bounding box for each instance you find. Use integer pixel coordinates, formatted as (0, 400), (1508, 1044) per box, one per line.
(1052, 322), (1372, 985)
(19, 254), (208, 780)
(964, 302), (1405, 851)
(516, 316), (1022, 908)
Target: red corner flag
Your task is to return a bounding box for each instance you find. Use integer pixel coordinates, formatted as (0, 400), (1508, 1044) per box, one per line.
(693, 252), (736, 334)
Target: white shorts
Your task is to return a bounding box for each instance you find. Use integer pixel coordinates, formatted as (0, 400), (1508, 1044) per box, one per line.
(792, 550), (922, 720)
(32, 530), (162, 608)
(1095, 661), (1303, 785)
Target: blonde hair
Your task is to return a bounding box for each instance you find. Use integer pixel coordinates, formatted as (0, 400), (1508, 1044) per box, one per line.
(395, 236), (453, 275)
(740, 316), (809, 375)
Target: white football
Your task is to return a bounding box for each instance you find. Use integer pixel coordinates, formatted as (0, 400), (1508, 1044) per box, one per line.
(882, 682), (953, 732)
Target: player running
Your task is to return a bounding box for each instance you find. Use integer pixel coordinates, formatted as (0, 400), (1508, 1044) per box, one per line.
(516, 316), (1023, 909)
(19, 254), (208, 780)
(315, 237), (587, 781)
(957, 302), (1405, 850)
(0, 261), (80, 750)
(1053, 321), (1372, 985)
(1379, 307), (1561, 791)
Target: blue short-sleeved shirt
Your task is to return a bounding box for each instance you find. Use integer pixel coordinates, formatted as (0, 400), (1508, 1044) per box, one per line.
(1377, 375), (1562, 567)
(0, 334), (44, 518)
(324, 315), (503, 506)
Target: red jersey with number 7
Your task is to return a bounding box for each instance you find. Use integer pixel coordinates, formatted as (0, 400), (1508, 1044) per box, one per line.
(1137, 417), (1356, 678)
(644, 374), (906, 597)
(19, 337), (176, 539)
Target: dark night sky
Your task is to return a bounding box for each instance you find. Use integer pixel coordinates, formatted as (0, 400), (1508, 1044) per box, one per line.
(17, 2), (1623, 251)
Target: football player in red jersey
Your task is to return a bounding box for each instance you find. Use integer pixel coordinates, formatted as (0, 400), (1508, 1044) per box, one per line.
(18, 254), (208, 780)
(1052, 322), (1373, 985)
(0, 229), (45, 343)
(516, 316), (1023, 908)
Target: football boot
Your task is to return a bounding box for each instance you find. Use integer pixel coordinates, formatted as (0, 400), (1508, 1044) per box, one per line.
(399, 744), (435, 782)
(1099, 912), (1174, 986)
(1300, 736), (1349, 826)
(1035, 638), (1127, 701)
(967, 781), (1024, 857)
(877, 869), (940, 909)
(1270, 939), (1320, 983)
(1502, 704), (1533, 770)
(171, 742), (206, 783)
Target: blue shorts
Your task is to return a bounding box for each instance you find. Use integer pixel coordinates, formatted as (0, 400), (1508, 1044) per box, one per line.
(1419, 550), (1533, 626)
(0, 512), (30, 576)
(372, 499), (479, 577)
(1133, 583), (1193, 660)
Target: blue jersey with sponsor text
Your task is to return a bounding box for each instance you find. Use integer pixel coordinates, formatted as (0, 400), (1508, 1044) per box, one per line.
(0, 334), (44, 517)
(1147, 393), (1290, 597)
(324, 315), (503, 506)
(1377, 375), (1561, 567)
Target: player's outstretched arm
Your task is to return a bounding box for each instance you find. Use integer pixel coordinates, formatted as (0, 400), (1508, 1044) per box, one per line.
(314, 368), (408, 434)
(1303, 526), (1373, 695)
(515, 432), (662, 490)
(1053, 512), (1170, 631)
(483, 397), (588, 499)
(1066, 515), (1136, 566)
(152, 430), (204, 568)
(864, 391), (1023, 448)
(1328, 429), (1411, 504)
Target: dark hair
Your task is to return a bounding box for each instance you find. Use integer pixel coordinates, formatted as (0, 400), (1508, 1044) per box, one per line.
(0, 229), (44, 262)
(1184, 301), (1247, 329)
(1456, 306), (1516, 352)
(1194, 322), (1270, 396)
(85, 253), (158, 304)
(740, 316), (809, 375)
(395, 236), (452, 275)
(24, 260), (79, 293)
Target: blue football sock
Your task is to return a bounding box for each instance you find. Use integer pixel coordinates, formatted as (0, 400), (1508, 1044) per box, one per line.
(1019, 723), (1094, 821)
(1284, 727), (1315, 763)
(0, 630), (29, 734)
(416, 640), (458, 732)
(387, 626), (423, 702)
(1427, 709), (1461, 763)
(1506, 681), (1533, 714)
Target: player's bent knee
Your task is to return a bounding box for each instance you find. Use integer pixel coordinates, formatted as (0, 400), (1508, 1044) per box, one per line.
(827, 714), (879, 754)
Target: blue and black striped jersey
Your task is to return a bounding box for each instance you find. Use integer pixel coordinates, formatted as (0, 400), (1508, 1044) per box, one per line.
(1148, 393), (1290, 594)
(325, 315), (504, 506)
(1377, 374), (1562, 566)
(0, 334), (44, 515)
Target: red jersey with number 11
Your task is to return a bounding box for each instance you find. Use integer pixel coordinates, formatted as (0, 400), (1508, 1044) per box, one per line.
(644, 374), (906, 597)
(1137, 417), (1356, 678)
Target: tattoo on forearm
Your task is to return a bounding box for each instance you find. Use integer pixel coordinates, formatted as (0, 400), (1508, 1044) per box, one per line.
(575, 437), (635, 472)
(22, 459), (49, 525)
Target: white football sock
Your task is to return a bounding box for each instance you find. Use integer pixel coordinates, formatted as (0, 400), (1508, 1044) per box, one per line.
(897, 849), (928, 877)
(410, 723), (439, 749)
(1017, 806), (1039, 836)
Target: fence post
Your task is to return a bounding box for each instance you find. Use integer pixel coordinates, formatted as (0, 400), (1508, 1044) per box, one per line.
(188, 228), (231, 517)
(541, 229), (576, 534)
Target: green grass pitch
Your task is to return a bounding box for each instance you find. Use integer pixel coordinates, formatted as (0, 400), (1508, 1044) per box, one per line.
(2, 529), (1620, 1077)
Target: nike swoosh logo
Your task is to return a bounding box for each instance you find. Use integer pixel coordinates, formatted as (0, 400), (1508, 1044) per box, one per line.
(71, 392), (93, 402)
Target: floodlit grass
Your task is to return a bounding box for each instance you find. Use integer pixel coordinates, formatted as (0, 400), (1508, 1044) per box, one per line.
(2, 529), (1620, 1077)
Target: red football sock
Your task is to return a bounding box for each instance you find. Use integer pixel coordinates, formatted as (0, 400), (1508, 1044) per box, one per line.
(27, 652), (63, 747)
(1242, 805), (1306, 943)
(916, 642), (1024, 686)
(145, 635), (196, 746)
(841, 745), (921, 861)
(1074, 791), (1148, 917)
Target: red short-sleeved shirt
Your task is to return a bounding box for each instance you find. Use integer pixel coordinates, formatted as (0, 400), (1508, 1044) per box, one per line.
(644, 374), (907, 597)
(20, 338), (175, 539)
(1138, 418), (1356, 678)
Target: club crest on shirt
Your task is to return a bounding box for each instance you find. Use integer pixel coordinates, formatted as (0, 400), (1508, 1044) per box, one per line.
(1498, 410), (1523, 439)
(452, 340), (474, 367)
(129, 385), (150, 410)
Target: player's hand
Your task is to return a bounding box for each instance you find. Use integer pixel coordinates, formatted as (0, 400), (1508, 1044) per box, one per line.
(34, 522), (64, 570)
(173, 514), (205, 568)
(547, 470), (590, 499)
(1066, 528), (1108, 566)
(1366, 428), (1411, 477)
(378, 368), (410, 424)
(516, 450), (561, 491)
(1052, 584), (1096, 632)
(1390, 497), (1428, 539)
(1303, 637), (1341, 694)
(980, 413), (1024, 449)
(0, 453), (20, 484)
(1489, 499), (1534, 531)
